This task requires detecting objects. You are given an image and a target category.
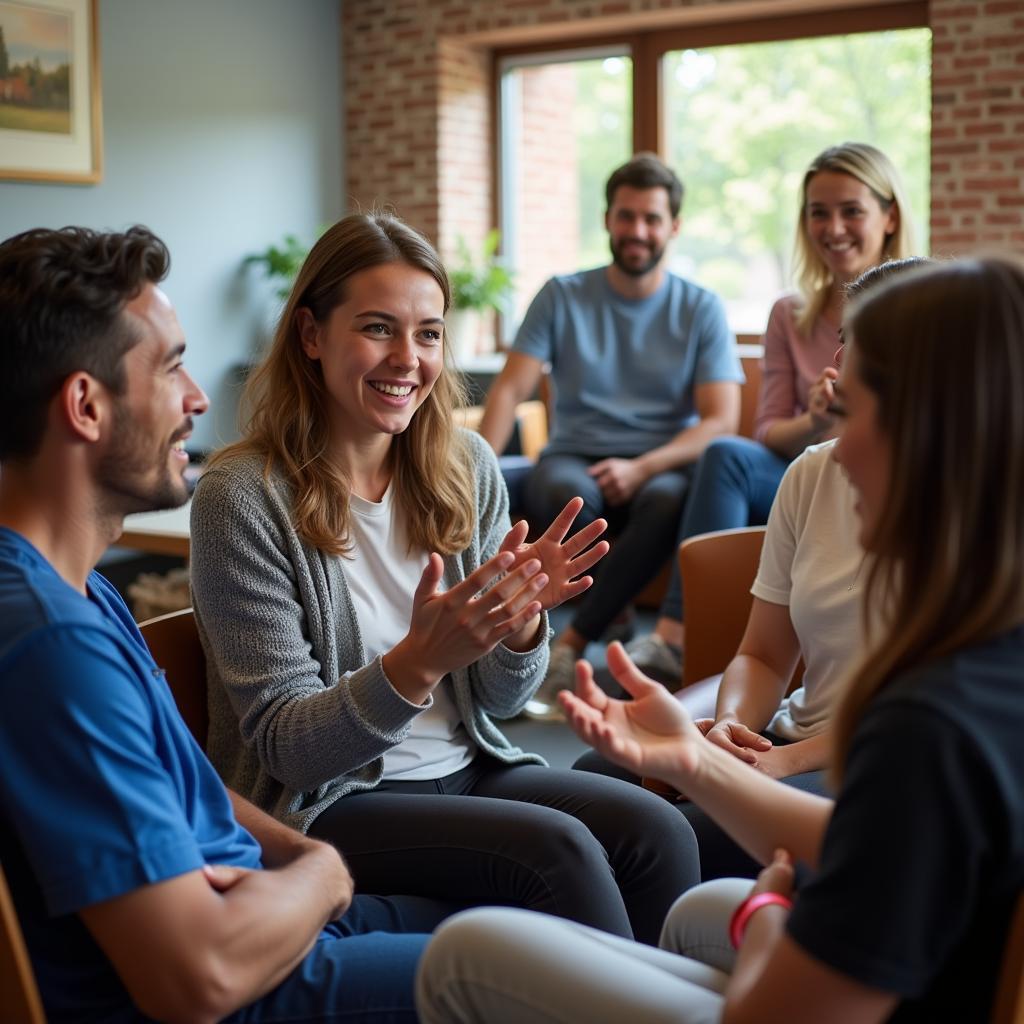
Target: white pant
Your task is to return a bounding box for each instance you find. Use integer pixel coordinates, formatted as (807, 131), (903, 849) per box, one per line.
(416, 878), (753, 1024)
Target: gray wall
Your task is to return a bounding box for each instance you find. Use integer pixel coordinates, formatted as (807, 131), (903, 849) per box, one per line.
(0, 0), (343, 450)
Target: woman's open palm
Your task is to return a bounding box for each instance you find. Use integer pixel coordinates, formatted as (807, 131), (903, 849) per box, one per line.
(500, 497), (609, 612)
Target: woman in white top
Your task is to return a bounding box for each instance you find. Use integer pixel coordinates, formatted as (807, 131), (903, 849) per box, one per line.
(578, 258), (928, 880)
(626, 142), (915, 683)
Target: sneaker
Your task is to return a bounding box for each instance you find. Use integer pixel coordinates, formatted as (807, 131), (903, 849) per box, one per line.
(522, 643), (577, 721)
(622, 633), (683, 684)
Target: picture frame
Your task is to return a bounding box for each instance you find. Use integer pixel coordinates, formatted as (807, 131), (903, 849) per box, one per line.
(0, 0), (101, 183)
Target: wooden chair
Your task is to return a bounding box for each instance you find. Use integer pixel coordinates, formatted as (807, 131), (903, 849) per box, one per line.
(454, 399), (549, 461)
(138, 607), (208, 745)
(737, 345), (764, 441)
(0, 864), (46, 1024)
(678, 526), (768, 688)
(994, 892), (1024, 1024)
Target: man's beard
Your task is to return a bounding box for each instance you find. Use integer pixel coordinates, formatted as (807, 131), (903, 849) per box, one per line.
(97, 401), (191, 516)
(610, 237), (664, 277)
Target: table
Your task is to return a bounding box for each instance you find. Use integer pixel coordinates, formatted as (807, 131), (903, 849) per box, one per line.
(118, 500), (192, 559)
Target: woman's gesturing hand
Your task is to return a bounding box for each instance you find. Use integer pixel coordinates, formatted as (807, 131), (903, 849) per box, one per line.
(807, 366), (839, 435)
(559, 642), (707, 788)
(704, 718), (773, 765)
(383, 549), (548, 703)
(501, 497), (610, 612)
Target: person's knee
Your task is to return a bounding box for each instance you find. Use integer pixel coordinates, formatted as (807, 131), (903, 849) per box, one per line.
(697, 436), (758, 487)
(659, 878), (751, 955)
(534, 811), (613, 877)
(416, 908), (532, 1020)
(607, 788), (700, 868)
(526, 462), (601, 522)
(629, 474), (690, 525)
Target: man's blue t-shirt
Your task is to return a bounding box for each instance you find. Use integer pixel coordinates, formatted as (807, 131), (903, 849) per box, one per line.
(0, 527), (262, 1022)
(513, 267), (742, 458)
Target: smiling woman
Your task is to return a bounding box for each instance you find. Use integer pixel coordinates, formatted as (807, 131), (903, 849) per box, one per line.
(188, 212), (702, 944)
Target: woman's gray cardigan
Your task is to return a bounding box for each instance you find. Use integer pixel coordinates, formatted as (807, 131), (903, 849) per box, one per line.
(189, 430), (549, 833)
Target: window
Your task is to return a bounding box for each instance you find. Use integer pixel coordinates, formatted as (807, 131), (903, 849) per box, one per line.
(663, 29), (931, 332)
(499, 50), (633, 330)
(497, 10), (930, 341)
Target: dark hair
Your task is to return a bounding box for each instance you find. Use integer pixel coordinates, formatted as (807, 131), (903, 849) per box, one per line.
(605, 152), (684, 218)
(844, 256), (933, 301)
(0, 225), (170, 460)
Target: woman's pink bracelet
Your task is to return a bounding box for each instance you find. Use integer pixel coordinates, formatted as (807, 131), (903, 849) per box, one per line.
(728, 891), (794, 949)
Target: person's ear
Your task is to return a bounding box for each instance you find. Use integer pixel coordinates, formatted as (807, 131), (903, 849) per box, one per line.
(58, 372), (107, 443)
(883, 204), (899, 241)
(296, 307), (322, 360)
(670, 215), (682, 240)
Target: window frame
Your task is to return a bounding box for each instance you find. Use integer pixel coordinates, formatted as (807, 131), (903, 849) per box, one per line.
(491, 0), (928, 347)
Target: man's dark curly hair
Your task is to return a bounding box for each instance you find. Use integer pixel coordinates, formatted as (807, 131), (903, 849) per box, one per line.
(0, 225), (170, 460)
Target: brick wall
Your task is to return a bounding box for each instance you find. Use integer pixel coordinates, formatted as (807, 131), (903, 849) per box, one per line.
(343, 0), (1024, 279)
(930, 0), (1024, 252)
(511, 63), (581, 323)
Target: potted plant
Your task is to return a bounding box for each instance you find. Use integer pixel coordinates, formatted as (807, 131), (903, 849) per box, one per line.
(448, 229), (514, 362)
(243, 233), (311, 300)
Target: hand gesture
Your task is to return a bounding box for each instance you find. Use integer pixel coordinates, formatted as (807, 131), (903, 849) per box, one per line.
(587, 457), (645, 506)
(559, 641), (707, 786)
(385, 550), (549, 699)
(807, 366), (839, 434)
(751, 847), (795, 901)
(704, 718), (773, 766)
(501, 497), (609, 612)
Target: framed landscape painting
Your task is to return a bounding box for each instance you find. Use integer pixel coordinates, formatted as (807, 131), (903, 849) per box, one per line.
(0, 0), (101, 182)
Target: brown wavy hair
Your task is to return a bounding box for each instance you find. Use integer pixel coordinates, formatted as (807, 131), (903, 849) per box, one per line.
(832, 256), (1024, 781)
(792, 142), (915, 335)
(211, 212), (474, 556)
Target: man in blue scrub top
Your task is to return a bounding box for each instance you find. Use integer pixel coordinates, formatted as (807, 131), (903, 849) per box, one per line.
(479, 153), (743, 717)
(0, 226), (435, 1023)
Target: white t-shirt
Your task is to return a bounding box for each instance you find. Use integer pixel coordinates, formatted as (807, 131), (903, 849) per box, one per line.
(751, 440), (865, 741)
(346, 487), (477, 780)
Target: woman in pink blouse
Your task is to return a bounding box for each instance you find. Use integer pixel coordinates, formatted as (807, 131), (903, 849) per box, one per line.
(625, 142), (915, 682)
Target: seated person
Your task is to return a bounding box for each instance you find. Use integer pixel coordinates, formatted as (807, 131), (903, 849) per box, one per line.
(190, 212), (701, 946)
(0, 226), (439, 1023)
(627, 142), (915, 681)
(417, 255), (1024, 1024)
(578, 257), (929, 882)
(478, 152), (742, 716)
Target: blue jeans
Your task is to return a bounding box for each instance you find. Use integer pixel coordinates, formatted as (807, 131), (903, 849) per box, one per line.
(524, 453), (693, 642)
(225, 896), (438, 1023)
(660, 437), (789, 622)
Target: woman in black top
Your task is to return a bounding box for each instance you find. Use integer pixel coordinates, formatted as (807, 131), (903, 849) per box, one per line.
(417, 255), (1024, 1024)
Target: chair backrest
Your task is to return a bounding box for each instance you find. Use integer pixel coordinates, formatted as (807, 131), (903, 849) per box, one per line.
(139, 607), (208, 745)
(678, 526), (767, 688)
(738, 344), (764, 440)
(0, 864), (46, 1024)
(993, 892), (1024, 1024)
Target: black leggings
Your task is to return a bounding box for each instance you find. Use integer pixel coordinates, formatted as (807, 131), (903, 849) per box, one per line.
(573, 747), (831, 881)
(308, 755), (701, 945)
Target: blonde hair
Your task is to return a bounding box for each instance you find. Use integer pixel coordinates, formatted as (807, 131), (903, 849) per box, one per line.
(832, 256), (1024, 781)
(792, 142), (915, 335)
(211, 213), (475, 557)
